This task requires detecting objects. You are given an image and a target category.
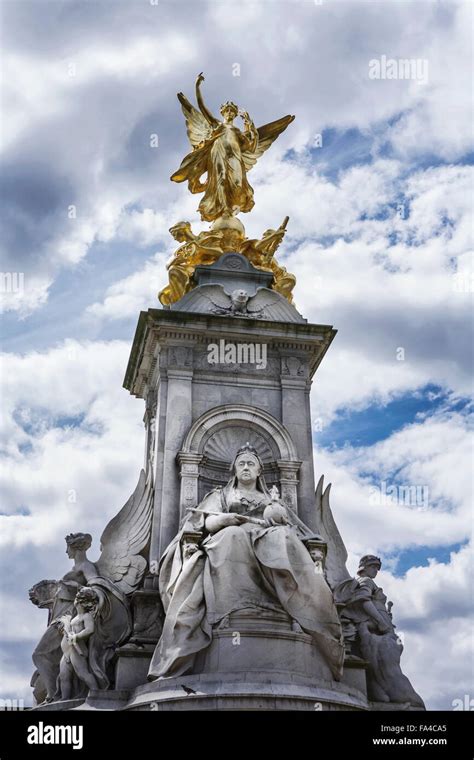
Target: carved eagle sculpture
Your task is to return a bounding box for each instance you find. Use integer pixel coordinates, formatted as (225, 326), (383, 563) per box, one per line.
(170, 283), (305, 322)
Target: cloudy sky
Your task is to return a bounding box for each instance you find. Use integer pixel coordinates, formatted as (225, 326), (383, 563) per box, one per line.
(0, 0), (472, 709)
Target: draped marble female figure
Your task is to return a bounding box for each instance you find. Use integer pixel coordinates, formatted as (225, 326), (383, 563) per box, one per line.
(149, 444), (344, 680)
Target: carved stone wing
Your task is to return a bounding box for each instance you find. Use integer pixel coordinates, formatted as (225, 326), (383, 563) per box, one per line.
(176, 92), (214, 149)
(246, 288), (283, 313)
(246, 287), (305, 323)
(314, 475), (351, 589)
(242, 115), (295, 171)
(96, 469), (154, 595)
(170, 284), (232, 313)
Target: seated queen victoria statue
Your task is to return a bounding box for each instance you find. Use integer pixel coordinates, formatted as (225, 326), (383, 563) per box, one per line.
(149, 444), (344, 681)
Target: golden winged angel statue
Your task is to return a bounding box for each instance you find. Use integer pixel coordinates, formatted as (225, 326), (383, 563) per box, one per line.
(171, 73), (295, 223)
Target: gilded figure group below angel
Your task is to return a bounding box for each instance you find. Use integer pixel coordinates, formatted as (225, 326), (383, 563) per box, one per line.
(159, 73), (297, 307)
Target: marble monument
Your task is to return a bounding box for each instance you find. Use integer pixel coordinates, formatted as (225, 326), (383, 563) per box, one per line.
(29, 74), (425, 712)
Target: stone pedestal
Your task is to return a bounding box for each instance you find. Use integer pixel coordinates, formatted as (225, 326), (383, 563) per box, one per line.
(115, 644), (157, 691)
(115, 609), (368, 712)
(121, 671), (368, 711)
(195, 609), (333, 680)
(128, 587), (163, 644)
(30, 698), (87, 712)
(340, 655), (369, 696)
(60, 608), (369, 712)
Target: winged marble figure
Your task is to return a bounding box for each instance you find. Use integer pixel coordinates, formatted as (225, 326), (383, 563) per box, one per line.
(29, 469), (154, 703)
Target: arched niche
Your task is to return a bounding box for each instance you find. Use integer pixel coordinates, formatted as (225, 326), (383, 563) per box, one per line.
(177, 405), (301, 516)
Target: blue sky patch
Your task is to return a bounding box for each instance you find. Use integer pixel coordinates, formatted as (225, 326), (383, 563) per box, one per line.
(315, 384), (451, 449)
(384, 541), (468, 577)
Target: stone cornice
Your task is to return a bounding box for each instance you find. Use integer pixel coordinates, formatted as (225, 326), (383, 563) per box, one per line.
(123, 308), (337, 399)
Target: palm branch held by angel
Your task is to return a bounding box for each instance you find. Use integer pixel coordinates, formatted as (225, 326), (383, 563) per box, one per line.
(171, 73), (295, 223)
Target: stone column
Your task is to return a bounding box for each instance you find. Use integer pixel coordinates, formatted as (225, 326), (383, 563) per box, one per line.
(143, 389), (157, 475)
(156, 346), (194, 559)
(277, 459), (302, 513)
(177, 451), (203, 520)
(280, 355), (317, 530)
(149, 371), (168, 570)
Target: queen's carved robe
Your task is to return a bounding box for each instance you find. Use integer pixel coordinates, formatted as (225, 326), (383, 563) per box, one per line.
(149, 482), (344, 680)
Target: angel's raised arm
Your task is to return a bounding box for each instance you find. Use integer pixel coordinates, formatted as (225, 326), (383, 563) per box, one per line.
(195, 73), (219, 127)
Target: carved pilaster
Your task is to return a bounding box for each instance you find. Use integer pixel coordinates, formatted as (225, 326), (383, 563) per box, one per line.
(177, 451), (204, 520)
(144, 389), (157, 474)
(167, 345), (193, 370)
(277, 459), (302, 512)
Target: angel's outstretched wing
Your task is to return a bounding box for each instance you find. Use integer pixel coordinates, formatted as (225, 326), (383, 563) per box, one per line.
(176, 92), (215, 150)
(242, 114), (295, 171)
(96, 469), (154, 595)
(314, 475), (350, 589)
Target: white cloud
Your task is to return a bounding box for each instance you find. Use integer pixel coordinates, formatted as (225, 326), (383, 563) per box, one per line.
(0, 274), (51, 318)
(0, 338), (147, 704)
(387, 2), (473, 161)
(85, 253), (168, 321)
(0, 340), (145, 549)
(314, 407), (472, 555)
(0, 647), (33, 704)
(379, 545), (473, 709)
(2, 35), (199, 151)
